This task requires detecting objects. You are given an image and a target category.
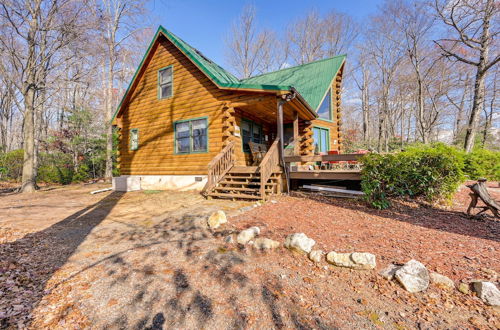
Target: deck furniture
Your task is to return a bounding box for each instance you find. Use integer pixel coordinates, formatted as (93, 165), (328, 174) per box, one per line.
(248, 141), (268, 166)
(466, 179), (500, 218)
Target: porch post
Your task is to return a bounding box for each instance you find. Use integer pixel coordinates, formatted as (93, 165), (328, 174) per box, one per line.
(293, 111), (299, 155)
(277, 99), (284, 161)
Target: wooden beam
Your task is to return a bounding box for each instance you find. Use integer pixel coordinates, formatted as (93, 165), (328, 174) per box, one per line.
(284, 154), (364, 162)
(293, 111), (299, 155)
(290, 171), (361, 181)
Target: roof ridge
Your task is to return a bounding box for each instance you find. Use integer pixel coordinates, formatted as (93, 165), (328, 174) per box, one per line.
(241, 54), (346, 81)
(160, 26), (240, 83)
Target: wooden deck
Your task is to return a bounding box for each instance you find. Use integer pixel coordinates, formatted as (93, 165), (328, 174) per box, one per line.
(284, 153), (363, 181)
(289, 169), (361, 180)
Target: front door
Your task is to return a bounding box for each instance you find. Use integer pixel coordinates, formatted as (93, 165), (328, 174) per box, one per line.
(313, 126), (330, 154)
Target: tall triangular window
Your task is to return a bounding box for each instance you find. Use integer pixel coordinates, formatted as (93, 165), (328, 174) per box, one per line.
(317, 89), (332, 121)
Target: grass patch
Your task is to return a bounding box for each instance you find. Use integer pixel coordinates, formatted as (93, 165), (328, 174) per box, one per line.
(143, 190), (162, 195)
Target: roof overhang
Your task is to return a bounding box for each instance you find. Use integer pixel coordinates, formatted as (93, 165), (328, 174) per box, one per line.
(112, 26), (319, 124)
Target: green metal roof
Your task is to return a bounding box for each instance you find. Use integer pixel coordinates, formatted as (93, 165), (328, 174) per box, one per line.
(241, 55), (346, 111)
(113, 26), (345, 122)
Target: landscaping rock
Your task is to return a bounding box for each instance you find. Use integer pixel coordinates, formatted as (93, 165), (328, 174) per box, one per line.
(458, 283), (470, 295)
(207, 210), (227, 229)
(254, 238), (280, 250)
(308, 250), (323, 263)
(472, 281), (500, 306)
(237, 226), (260, 245)
(430, 272), (455, 290)
(326, 252), (376, 270)
(379, 264), (401, 280)
(284, 233), (315, 254)
(224, 235), (234, 244)
(394, 259), (429, 293)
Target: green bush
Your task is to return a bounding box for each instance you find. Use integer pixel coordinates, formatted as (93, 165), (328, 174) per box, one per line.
(0, 149), (24, 181)
(361, 143), (465, 209)
(37, 152), (74, 184)
(463, 149), (500, 181)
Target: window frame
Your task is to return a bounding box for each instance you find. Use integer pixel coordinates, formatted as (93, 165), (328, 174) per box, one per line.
(241, 118), (263, 153)
(158, 65), (174, 100)
(316, 88), (333, 122)
(312, 126), (330, 154)
(173, 116), (209, 155)
(129, 128), (139, 151)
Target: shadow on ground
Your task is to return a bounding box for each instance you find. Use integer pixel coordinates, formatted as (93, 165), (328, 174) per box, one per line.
(27, 196), (338, 329)
(0, 192), (124, 328)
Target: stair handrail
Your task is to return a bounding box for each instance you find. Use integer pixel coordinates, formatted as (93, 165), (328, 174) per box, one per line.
(203, 141), (235, 194)
(258, 138), (280, 199)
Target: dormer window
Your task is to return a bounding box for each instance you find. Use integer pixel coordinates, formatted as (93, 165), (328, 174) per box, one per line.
(317, 89), (332, 121)
(158, 66), (173, 99)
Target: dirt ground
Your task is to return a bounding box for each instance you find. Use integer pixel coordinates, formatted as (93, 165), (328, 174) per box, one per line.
(0, 183), (499, 329)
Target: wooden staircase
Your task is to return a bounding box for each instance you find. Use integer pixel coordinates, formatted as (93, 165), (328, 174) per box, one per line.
(203, 139), (282, 200)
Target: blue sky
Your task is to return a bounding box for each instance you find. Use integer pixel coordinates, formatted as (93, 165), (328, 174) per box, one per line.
(148, 0), (382, 69)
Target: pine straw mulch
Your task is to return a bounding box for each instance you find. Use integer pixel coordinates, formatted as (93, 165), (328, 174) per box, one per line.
(231, 183), (500, 283)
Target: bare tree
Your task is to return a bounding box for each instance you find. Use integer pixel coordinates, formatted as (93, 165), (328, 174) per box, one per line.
(93, 0), (146, 181)
(0, 0), (88, 192)
(353, 49), (373, 142)
(364, 13), (405, 152)
(434, 0), (500, 152)
(482, 67), (498, 146)
(225, 5), (280, 78)
(323, 10), (359, 57)
(286, 10), (325, 65)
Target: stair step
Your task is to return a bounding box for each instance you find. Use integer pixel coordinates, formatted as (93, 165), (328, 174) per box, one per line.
(207, 192), (262, 200)
(215, 186), (273, 192)
(226, 175), (260, 179)
(229, 166), (259, 174)
(220, 180), (277, 186)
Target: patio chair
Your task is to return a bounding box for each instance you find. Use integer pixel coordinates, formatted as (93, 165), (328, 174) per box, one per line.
(467, 179), (500, 218)
(248, 141), (268, 166)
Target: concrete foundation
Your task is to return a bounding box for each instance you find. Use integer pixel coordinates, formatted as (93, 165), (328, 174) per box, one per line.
(112, 175), (207, 192)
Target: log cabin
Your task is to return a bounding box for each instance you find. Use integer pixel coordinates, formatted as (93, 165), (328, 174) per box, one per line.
(112, 26), (349, 199)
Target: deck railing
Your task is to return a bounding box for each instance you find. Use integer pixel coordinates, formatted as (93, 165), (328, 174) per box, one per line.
(258, 138), (280, 198)
(283, 153), (364, 163)
(203, 141), (235, 194)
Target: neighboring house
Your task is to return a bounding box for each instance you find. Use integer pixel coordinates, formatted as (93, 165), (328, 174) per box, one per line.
(112, 26), (345, 199)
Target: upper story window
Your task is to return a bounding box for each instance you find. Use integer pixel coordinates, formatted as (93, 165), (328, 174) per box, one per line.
(317, 89), (332, 121)
(158, 66), (173, 99)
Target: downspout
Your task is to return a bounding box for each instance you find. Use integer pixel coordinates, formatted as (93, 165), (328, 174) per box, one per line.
(277, 92), (296, 194)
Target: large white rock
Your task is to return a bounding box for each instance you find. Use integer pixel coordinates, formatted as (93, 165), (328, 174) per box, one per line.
(326, 252), (376, 270)
(430, 272), (455, 290)
(254, 237), (280, 250)
(379, 264), (401, 280)
(284, 233), (315, 254)
(472, 281), (500, 306)
(395, 259), (429, 293)
(309, 250), (324, 263)
(237, 227), (260, 245)
(207, 210), (227, 229)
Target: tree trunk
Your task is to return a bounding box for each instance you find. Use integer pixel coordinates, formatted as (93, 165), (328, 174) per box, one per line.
(104, 58), (114, 181)
(20, 85), (36, 192)
(20, 10), (39, 193)
(464, 2), (491, 153)
(464, 67), (486, 152)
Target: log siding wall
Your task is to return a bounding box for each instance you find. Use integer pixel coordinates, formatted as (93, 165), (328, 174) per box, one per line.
(117, 35), (343, 175)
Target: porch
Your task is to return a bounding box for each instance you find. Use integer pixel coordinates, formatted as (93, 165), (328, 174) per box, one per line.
(203, 93), (362, 200)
